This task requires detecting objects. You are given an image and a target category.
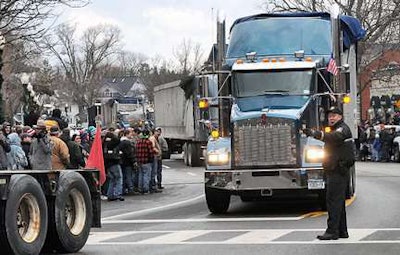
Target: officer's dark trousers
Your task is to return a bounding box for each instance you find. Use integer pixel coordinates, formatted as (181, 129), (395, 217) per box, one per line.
(326, 172), (348, 235)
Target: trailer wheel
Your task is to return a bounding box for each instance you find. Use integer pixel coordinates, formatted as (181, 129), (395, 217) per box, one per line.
(183, 143), (188, 166)
(0, 174), (48, 255)
(188, 142), (201, 167)
(45, 171), (92, 253)
(205, 187), (230, 214)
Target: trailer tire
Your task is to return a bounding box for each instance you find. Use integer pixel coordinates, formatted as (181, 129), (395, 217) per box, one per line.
(188, 142), (201, 167)
(0, 174), (48, 255)
(205, 187), (230, 214)
(183, 143), (188, 166)
(45, 171), (92, 253)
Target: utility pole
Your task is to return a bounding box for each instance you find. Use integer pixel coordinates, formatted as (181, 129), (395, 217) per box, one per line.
(0, 35), (5, 123)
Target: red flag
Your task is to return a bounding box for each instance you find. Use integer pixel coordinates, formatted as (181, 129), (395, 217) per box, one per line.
(327, 57), (339, 76)
(85, 126), (106, 185)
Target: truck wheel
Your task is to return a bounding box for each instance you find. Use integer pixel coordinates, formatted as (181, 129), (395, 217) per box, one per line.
(346, 166), (356, 199)
(0, 174), (48, 255)
(45, 171), (92, 253)
(205, 187), (230, 214)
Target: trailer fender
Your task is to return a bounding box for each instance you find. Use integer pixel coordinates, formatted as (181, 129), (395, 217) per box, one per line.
(45, 171), (92, 253)
(0, 174), (48, 255)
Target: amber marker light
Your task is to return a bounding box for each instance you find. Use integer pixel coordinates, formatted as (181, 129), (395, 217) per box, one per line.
(198, 99), (209, 109)
(343, 95), (351, 104)
(211, 129), (219, 139)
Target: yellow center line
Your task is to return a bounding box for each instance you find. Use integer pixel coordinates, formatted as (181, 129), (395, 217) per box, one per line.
(301, 195), (357, 219)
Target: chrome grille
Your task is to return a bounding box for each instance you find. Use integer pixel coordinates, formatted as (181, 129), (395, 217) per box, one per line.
(234, 119), (297, 167)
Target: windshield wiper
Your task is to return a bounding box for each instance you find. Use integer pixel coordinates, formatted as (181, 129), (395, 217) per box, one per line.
(263, 89), (290, 95)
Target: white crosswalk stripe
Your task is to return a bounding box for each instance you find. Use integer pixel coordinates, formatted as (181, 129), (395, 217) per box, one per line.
(87, 228), (400, 245)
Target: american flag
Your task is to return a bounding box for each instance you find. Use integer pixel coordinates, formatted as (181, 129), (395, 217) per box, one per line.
(327, 57), (339, 76)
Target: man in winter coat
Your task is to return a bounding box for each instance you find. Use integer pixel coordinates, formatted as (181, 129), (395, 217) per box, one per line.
(60, 128), (85, 169)
(103, 130), (124, 201)
(29, 120), (52, 170)
(136, 129), (154, 194)
(119, 129), (137, 194)
(304, 107), (354, 240)
(49, 126), (70, 170)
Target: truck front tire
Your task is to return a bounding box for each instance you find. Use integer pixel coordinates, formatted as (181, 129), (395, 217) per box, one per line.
(0, 174), (48, 255)
(205, 187), (230, 214)
(45, 171), (92, 253)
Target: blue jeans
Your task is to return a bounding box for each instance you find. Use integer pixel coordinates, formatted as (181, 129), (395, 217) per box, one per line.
(138, 163), (151, 193)
(150, 156), (158, 190)
(122, 165), (135, 193)
(372, 148), (380, 162)
(157, 159), (162, 186)
(106, 164), (123, 199)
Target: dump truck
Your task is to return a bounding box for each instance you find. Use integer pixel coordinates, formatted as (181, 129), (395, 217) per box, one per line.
(201, 12), (365, 213)
(154, 76), (219, 166)
(0, 169), (101, 255)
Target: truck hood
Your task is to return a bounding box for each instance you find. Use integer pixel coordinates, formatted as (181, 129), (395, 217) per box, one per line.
(232, 95), (311, 121)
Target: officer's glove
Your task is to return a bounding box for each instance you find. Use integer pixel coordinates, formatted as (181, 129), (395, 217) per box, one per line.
(303, 128), (315, 137)
(303, 128), (323, 139)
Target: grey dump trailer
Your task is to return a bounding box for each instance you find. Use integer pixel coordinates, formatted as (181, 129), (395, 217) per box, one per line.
(154, 75), (218, 166)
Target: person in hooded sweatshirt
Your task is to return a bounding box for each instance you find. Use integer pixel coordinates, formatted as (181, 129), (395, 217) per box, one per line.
(7, 133), (28, 170)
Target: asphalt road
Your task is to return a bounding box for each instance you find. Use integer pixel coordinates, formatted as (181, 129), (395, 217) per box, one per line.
(69, 158), (400, 255)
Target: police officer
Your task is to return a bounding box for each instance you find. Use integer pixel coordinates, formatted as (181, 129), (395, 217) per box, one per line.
(304, 106), (355, 240)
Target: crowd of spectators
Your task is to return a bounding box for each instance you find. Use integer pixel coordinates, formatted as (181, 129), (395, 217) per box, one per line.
(357, 121), (398, 162)
(0, 108), (169, 202)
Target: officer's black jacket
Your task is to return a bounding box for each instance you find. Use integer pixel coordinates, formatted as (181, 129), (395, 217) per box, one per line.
(321, 119), (354, 174)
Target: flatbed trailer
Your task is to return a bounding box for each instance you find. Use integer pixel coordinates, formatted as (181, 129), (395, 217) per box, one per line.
(0, 169), (101, 255)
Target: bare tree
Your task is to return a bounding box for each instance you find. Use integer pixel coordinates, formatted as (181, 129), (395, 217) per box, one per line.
(0, 0), (89, 45)
(42, 23), (121, 113)
(173, 39), (205, 75)
(116, 51), (148, 77)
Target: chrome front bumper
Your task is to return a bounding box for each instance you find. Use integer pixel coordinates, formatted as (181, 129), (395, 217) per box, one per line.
(205, 168), (324, 191)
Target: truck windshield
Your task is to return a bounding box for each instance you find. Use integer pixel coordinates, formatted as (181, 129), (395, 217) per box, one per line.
(227, 17), (331, 58)
(233, 70), (314, 98)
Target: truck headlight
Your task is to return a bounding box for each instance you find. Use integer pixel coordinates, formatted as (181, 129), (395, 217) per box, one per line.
(305, 147), (324, 163)
(207, 152), (230, 165)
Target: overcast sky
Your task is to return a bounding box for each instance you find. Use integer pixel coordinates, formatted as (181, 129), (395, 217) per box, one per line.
(58, 0), (265, 60)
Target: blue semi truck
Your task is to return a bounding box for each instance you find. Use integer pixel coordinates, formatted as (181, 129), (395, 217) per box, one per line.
(200, 12), (365, 213)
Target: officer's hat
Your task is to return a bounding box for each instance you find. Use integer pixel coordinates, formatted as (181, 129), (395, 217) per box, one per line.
(326, 106), (343, 115)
